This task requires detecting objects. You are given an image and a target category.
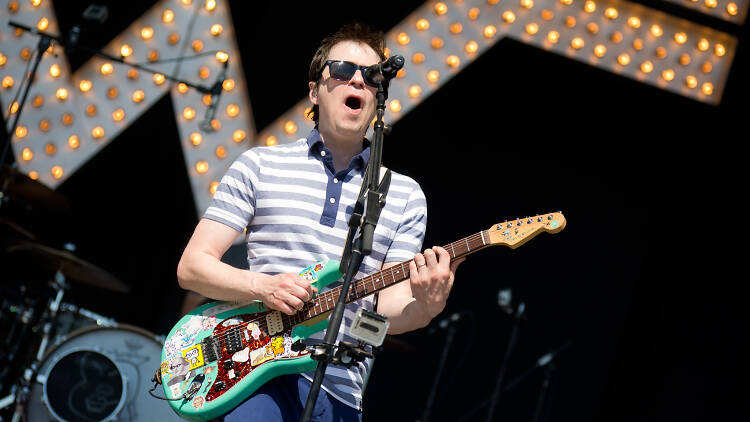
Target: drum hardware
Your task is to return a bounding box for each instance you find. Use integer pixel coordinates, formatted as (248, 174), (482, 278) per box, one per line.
(37, 346), (129, 422)
(2, 298), (37, 365)
(25, 325), (185, 421)
(5, 241), (130, 293)
(0, 218), (37, 242)
(57, 303), (117, 328)
(0, 164), (69, 214)
(0, 271), (68, 422)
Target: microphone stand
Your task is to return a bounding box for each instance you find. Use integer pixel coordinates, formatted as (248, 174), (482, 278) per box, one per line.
(1, 27), (51, 169)
(485, 302), (525, 422)
(418, 322), (458, 422)
(300, 81), (392, 422)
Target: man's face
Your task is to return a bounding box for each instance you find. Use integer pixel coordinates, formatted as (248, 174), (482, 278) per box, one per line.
(309, 41), (380, 141)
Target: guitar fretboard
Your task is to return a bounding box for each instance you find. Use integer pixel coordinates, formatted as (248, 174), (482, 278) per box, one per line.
(286, 229), (490, 327)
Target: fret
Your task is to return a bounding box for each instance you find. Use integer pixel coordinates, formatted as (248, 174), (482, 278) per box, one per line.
(465, 238), (470, 254)
(480, 230), (485, 246)
(450, 243), (455, 258)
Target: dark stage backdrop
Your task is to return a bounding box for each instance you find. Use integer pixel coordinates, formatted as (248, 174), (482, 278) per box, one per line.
(1, 1), (744, 421)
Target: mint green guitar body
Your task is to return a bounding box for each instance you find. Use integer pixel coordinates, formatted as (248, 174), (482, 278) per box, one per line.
(160, 260), (342, 421)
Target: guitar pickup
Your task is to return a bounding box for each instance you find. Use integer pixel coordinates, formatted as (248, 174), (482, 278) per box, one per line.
(225, 328), (243, 354)
(266, 311), (284, 335)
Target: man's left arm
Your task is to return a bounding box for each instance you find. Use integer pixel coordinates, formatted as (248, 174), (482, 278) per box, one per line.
(377, 247), (465, 334)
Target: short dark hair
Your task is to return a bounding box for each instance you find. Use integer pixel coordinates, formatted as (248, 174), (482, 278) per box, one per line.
(307, 23), (387, 124)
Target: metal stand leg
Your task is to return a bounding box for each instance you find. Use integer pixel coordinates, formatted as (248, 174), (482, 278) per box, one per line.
(418, 324), (457, 422)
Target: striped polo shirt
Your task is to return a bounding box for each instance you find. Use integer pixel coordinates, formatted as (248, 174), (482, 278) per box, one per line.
(203, 128), (427, 410)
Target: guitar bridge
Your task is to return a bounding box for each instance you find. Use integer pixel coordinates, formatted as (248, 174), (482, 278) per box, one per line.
(202, 336), (219, 362)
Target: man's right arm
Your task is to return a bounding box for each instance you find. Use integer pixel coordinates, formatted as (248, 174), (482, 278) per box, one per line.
(176, 218), (315, 315)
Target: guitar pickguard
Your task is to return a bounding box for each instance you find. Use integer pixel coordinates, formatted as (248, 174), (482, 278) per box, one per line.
(203, 313), (309, 402)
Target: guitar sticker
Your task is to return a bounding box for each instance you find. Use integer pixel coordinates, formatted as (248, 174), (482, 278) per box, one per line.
(299, 263), (323, 282)
(246, 322), (262, 340)
(231, 347), (250, 363)
(182, 344), (205, 371)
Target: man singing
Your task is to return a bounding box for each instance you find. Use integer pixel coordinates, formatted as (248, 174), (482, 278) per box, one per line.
(177, 23), (464, 422)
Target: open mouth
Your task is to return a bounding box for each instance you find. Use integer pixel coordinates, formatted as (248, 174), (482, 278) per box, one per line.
(344, 96), (362, 111)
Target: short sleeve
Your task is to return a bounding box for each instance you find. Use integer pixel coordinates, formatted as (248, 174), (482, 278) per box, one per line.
(202, 149), (260, 232)
(384, 184), (427, 263)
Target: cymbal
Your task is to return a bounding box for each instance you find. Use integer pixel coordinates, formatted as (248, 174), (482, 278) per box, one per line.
(0, 217), (37, 241)
(1, 164), (69, 212)
(6, 242), (130, 293)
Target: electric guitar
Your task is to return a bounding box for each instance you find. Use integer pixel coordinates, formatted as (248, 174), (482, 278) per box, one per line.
(159, 212), (566, 420)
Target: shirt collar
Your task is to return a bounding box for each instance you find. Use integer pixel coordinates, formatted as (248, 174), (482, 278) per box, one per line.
(306, 127), (371, 170)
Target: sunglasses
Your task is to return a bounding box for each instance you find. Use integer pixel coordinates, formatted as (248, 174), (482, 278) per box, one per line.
(322, 60), (379, 87)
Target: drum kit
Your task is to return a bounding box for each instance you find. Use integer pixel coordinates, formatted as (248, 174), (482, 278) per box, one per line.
(1, 165), (182, 421)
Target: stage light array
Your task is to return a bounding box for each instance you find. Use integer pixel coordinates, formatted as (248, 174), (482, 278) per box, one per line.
(664, 0), (748, 24)
(256, 0), (737, 152)
(0, 0), (253, 213)
(0, 0), (741, 217)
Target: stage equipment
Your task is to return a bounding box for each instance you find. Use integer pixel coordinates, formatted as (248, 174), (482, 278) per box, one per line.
(156, 213), (566, 421)
(300, 54), (402, 422)
(200, 60), (230, 133)
(456, 342), (570, 422)
(417, 311), (472, 422)
(349, 308), (390, 347)
(0, 165), (69, 214)
(24, 324), (183, 422)
(6, 241), (130, 293)
(0, 0), (251, 216)
(1, 0), (738, 217)
(485, 292), (525, 422)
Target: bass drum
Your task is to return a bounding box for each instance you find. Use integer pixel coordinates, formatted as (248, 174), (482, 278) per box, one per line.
(27, 324), (183, 421)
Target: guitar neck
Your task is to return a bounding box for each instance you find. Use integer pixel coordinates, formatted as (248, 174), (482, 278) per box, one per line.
(291, 230), (490, 325)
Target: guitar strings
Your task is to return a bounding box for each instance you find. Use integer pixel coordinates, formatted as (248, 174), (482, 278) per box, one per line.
(191, 217), (552, 346)
(202, 231), (488, 346)
(203, 231), (489, 345)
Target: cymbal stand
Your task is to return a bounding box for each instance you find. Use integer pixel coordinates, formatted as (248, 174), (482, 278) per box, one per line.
(3, 270), (67, 422)
(58, 302), (117, 328)
(1, 288), (35, 373)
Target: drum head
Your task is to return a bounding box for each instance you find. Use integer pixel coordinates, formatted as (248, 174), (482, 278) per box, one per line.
(43, 350), (126, 422)
(27, 324), (184, 421)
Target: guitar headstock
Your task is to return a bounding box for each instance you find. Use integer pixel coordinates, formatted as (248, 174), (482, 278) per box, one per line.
(487, 212), (566, 249)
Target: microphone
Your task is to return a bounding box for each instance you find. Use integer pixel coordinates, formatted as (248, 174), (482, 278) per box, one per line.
(498, 288), (513, 315)
(200, 59), (229, 133)
(428, 310), (471, 333)
(363, 55), (405, 87)
(535, 342), (571, 368)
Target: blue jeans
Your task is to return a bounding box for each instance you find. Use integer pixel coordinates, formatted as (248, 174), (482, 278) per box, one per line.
(220, 374), (362, 422)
